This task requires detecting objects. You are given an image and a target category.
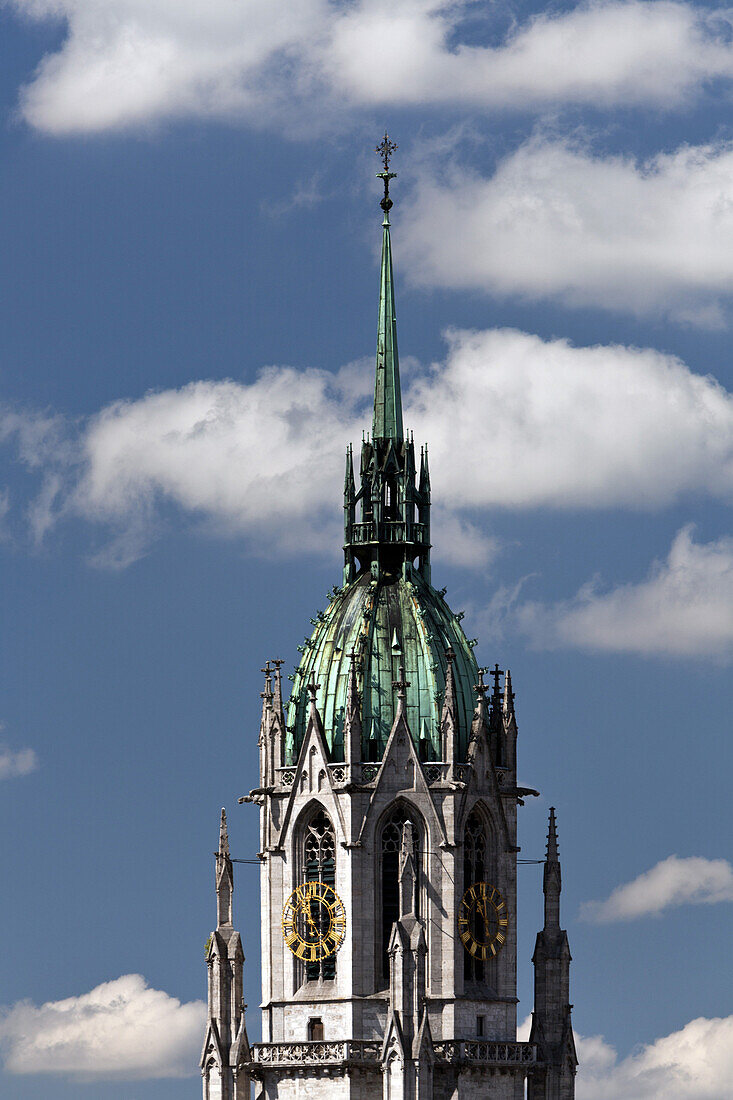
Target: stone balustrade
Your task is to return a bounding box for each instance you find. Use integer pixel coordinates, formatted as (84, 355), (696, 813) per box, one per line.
(432, 1041), (538, 1066)
(251, 1041), (382, 1067)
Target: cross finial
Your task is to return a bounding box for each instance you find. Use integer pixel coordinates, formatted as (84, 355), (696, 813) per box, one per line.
(376, 132), (397, 171)
(489, 662), (504, 697)
(376, 132), (398, 218)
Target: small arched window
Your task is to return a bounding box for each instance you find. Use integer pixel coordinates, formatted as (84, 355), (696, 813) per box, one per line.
(303, 809), (336, 981)
(464, 810), (488, 983)
(380, 805), (421, 981)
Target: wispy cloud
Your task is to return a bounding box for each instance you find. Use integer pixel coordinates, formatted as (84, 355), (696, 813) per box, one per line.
(401, 138), (733, 324)
(2, 331), (733, 568)
(0, 975), (205, 1080)
(7, 1), (733, 134)
(517, 527), (733, 660)
(0, 728), (38, 780)
(581, 855), (733, 923)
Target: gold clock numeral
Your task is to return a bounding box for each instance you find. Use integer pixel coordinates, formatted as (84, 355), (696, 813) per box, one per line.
(281, 882), (347, 961)
(457, 881), (509, 960)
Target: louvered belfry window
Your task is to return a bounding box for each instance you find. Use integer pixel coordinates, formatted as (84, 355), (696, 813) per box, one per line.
(380, 806), (420, 981)
(303, 810), (336, 981)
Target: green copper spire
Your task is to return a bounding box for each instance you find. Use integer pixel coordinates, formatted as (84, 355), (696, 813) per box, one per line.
(373, 134), (404, 442)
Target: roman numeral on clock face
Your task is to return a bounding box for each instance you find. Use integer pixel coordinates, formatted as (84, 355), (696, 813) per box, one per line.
(457, 881), (510, 960)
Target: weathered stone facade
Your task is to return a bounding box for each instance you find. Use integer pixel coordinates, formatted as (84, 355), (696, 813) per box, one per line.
(201, 150), (577, 1100)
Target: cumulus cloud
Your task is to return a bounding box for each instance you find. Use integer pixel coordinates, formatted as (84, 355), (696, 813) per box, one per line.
(0, 974), (205, 1079)
(401, 138), (733, 323)
(581, 855), (733, 922)
(3, 329), (733, 566)
(518, 527), (733, 659)
(8, 0), (733, 134)
(521, 1011), (733, 1098)
(576, 1015), (733, 1099)
(328, 0), (733, 112)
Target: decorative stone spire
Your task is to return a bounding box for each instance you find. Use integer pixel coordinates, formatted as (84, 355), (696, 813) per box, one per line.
(398, 820), (417, 917)
(344, 652), (363, 766)
(469, 670), (491, 756)
(270, 659), (286, 771)
(373, 133), (403, 443)
(306, 670), (326, 742)
(503, 669), (516, 722)
(543, 807), (562, 931)
(529, 808), (577, 1100)
(258, 662), (274, 786)
(502, 667), (518, 773)
(216, 808), (233, 928)
(440, 648), (458, 763)
(202, 810), (250, 1099)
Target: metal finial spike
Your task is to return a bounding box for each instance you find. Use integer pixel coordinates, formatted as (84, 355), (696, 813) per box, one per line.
(376, 132), (398, 171)
(376, 132), (397, 218)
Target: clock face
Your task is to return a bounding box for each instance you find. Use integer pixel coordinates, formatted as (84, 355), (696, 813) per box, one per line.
(281, 881), (347, 962)
(458, 882), (509, 960)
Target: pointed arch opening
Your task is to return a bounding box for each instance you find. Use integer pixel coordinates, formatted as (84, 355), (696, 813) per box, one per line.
(462, 805), (498, 987)
(377, 802), (424, 985)
(298, 805), (337, 984)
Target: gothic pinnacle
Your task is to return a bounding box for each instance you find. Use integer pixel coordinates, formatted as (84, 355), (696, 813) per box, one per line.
(503, 669), (516, 721)
(547, 806), (559, 863)
(441, 648), (458, 761)
(219, 807), (230, 859)
(271, 659), (285, 724)
(344, 652), (363, 765)
(543, 806), (562, 930)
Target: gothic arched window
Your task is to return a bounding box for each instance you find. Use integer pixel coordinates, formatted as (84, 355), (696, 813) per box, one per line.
(302, 809), (336, 981)
(380, 805), (421, 982)
(464, 810), (488, 983)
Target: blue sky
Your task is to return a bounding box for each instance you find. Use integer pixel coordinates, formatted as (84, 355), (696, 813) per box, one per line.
(1, 1), (732, 1097)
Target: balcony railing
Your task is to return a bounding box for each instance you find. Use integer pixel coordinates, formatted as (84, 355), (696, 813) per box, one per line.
(348, 521), (427, 545)
(432, 1041), (538, 1066)
(251, 1041), (381, 1067)
(250, 1039), (537, 1071)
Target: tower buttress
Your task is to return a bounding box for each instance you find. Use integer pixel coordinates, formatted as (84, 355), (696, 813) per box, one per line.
(202, 810), (250, 1100)
(528, 809), (577, 1100)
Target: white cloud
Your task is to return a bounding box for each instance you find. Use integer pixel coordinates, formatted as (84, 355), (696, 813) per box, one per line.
(3, 329), (733, 566)
(0, 740), (38, 780)
(518, 1010), (733, 1098)
(581, 855), (733, 922)
(74, 368), (366, 563)
(328, 1), (733, 111)
(413, 329), (733, 510)
(576, 1016), (733, 1100)
(518, 526), (733, 659)
(401, 138), (733, 322)
(8, 0), (330, 135)
(0, 974), (205, 1080)
(8, 0), (733, 134)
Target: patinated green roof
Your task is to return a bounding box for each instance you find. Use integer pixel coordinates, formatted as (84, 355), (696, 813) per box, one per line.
(285, 572), (479, 763)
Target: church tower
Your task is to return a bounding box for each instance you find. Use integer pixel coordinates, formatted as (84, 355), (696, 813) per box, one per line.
(202, 138), (577, 1100)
